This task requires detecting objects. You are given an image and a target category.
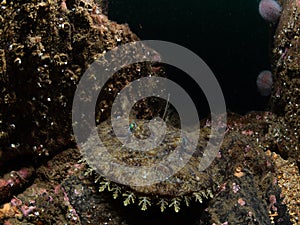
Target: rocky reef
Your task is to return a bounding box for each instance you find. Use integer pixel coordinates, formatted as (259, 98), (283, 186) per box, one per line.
(270, 0), (300, 163)
(0, 0), (299, 224)
(0, 0), (163, 163)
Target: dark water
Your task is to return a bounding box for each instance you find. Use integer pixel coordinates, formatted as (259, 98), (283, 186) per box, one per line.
(107, 0), (272, 116)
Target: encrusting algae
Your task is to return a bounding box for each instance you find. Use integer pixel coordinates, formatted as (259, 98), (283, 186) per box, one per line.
(271, 151), (300, 225)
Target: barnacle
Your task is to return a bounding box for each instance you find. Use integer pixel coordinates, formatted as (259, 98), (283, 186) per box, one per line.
(0, 49), (6, 82)
(53, 53), (68, 66)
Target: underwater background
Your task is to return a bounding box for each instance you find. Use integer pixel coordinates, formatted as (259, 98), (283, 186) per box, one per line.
(0, 0), (299, 224)
(108, 0), (271, 116)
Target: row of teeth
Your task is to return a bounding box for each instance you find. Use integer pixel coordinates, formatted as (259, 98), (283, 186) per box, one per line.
(96, 177), (213, 212)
